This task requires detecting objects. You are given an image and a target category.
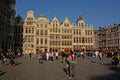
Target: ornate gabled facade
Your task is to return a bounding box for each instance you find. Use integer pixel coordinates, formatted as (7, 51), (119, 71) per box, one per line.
(60, 16), (73, 51)
(106, 24), (120, 50)
(98, 24), (120, 50)
(73, 16), (94, 51)
(23, 10), (36, 54)
(93, 30), (99, 50)
(49, 17), (61, 52)
(98, 27), (107, 49)
(35, 14), (50, 53)
(0, 0), (16, 51)
(23, 10), (94, 54)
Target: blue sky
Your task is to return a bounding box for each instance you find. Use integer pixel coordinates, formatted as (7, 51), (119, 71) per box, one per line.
(15, 0), (120, 29)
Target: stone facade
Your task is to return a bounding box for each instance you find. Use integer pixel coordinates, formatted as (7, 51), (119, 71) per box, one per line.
(98, 24), (120, 50)
(14, 15), (24, 53)
(0, 0), (16, 51)
(93, 30), (99, 50)
(73, 16), (94, 51)
(23, 10), (94, 54)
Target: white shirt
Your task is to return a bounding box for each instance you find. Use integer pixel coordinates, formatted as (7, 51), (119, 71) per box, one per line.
(55, 52), (58, 56)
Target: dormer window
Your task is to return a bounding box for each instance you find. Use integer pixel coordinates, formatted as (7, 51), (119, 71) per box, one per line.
(41, 24), (43, 28)
(45, 24), (47, 28)
(81, 23), (84, 26)
(67, 23), (69, 27)
(37, 24), (39, 27)
(64, 23), (69, 27)
(64, 23), (66, 26)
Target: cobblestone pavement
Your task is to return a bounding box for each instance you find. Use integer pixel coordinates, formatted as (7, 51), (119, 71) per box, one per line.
(0, 55), (120, 80)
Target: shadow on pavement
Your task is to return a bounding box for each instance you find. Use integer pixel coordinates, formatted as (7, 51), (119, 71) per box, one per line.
(63, 68), (67, 75)
(90, 72), (120, 80)
(109, 67), (120, 72)
(90, 61), (96, 63)
(14, 62), (22, 66)
(0, 71), (6, 76)
(90, 63), (120, 80)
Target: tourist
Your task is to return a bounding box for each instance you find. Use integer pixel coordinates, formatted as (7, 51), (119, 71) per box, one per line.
(67, 50), (77, 79)
(55, 51), (59, 60)
(38, 53), (43, 64)
(46, 52), (49, 61)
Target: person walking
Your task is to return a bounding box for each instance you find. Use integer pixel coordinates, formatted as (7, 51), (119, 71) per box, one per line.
(46, 52), (49, 61)
(55, 51), (59, 60)
(38, 53), (43, 64)
(28, 53), (32, 59)
(98, 51), (102, 64)
(49, 52), (54, 63)
(67, 50), (77, 79)
(8, 52), (15, 69)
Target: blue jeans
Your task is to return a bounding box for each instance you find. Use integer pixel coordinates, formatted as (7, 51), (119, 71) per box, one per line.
(66, 67), (70, 77)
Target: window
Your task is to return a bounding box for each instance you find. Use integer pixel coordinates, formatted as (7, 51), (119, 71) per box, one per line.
(41, 38), (43, 44)
(76, 30), (78, 35)
(64, 23), (66, 26)
(77, 37), (78, 43)
(79, 37), (81, 43)
(36, 38), (39, 44)
(29, 28), (31, 33)
(86, 38), (87, 43)
(40, 30), (43, 35)
(45, 30), (48, 35)
(28, 36), (30, 42)
(62, 29), (64, 33)
(73, 30), (75, 35)
(27, 18), (33, 20)
(45, 38), (47, 44)
(41, 24), (43, 28)
(88, 38), (90, 43)
(74, 37), (75, 43)
(36, 30), (39, 35)
(64, 23), (69, 27)
(25, 27), (28, 33)
(91, 38), (93, 43)
(79, 30), (81, 35)
(82, 37), (85, 43)
(53, 28), (55, 32)
(45, 24), (47, 28)
(85, 30), (87, 35)
(81, 23), (84, 26)
(67, 23), (69, 27)
(32, 28), (34, 33)
(37, 24), (39, 27)
(50, 29), (52, 32)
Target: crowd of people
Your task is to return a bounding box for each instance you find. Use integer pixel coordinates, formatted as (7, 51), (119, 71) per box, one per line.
(0, 48), (22, 68)
(0, 48), (120, 79)
(26, 49), (120, 79)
